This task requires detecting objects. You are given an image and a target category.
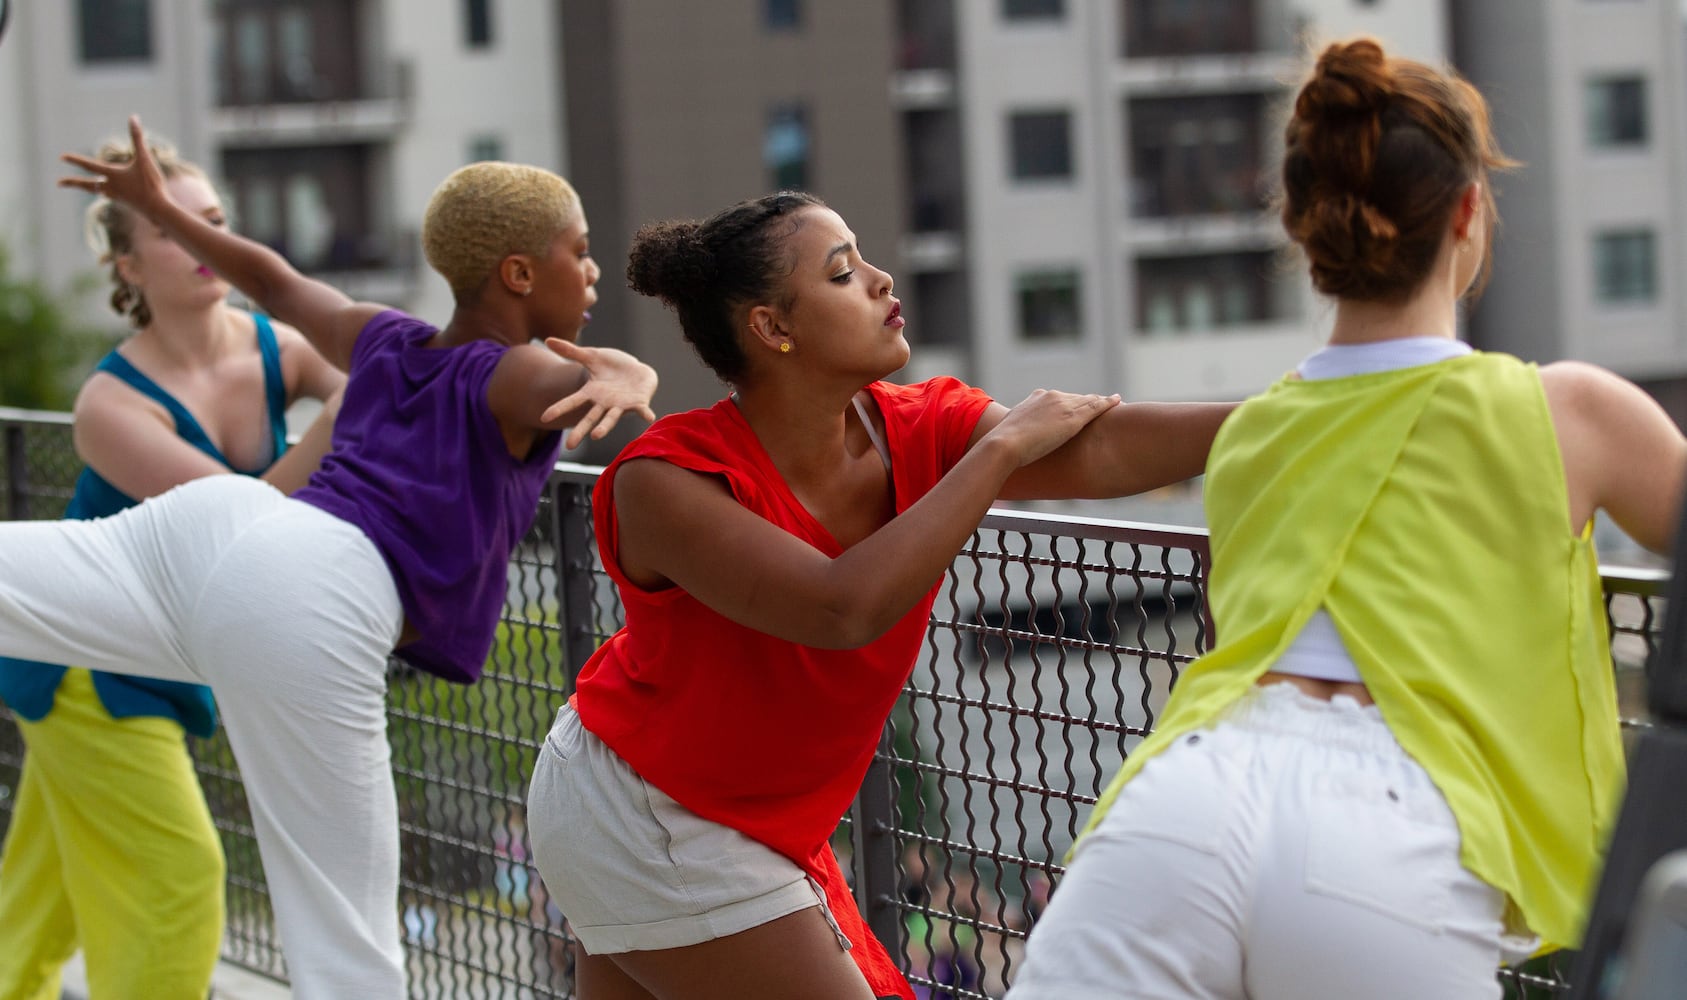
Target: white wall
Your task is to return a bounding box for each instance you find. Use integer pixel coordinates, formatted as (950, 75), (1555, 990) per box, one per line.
(382, 0), (565, 324)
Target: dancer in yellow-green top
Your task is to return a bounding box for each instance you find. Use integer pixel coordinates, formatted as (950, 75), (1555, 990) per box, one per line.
(1009, 36), (1687, 1000)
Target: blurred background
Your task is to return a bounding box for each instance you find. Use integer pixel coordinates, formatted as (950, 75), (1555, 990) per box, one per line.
(2, 0), (1685, 550)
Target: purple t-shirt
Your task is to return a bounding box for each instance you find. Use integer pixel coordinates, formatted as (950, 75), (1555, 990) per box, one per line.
(295, 310), (562, 682)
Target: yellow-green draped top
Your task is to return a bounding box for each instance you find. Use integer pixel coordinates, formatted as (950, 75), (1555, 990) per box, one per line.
(1083, 351), (1623, 949)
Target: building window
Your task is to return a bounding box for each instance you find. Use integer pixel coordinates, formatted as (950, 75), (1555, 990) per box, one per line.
(223, 145), (381, 272)
(1129, 93), (1266, 217)
(465, 0), (493, 48)
(1016, 270), (1082, 341)
(765, 104), (811, 190)
(765, 0), (802, 30)
(1009, 111), (1073, 181)
(912, 271), (970, 346)
(1586, 76), (1647, 148)
(79, 0), (152, 63)
(1136, 251), (1277, 334)
(1003, 0), (1064, 20)
(214, 1), (359, 106)
(467, 136), (504, 163)
(1123, 0), (1255, 59)
(1593, 230), (1657, 304)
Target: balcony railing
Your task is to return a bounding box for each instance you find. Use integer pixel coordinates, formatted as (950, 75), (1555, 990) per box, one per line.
(0, 409), (1664, 997)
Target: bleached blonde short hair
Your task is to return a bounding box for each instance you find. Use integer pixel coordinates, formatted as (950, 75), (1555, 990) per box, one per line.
(421, 161), (581, 297)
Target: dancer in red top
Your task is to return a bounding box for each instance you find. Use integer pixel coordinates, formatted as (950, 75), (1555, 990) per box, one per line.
(527, 192), (1235, 1000)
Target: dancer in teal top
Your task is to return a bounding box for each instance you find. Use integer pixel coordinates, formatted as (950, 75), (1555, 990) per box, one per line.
(0, 136), (343, 1000)
(0, 314), (291, 734)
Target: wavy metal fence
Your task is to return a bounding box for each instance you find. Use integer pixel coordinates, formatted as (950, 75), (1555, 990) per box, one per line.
(0, 407), (1665, 998)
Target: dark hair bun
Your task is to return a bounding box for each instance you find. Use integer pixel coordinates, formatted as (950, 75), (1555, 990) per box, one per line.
(626, 220), (714, 307)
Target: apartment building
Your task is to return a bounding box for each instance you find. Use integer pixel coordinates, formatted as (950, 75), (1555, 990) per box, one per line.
(5, 1), (1682, 443)
(890, 0), (1449, 407)
(0, 0), (565, 343)
(1454, 0), (1687, 420)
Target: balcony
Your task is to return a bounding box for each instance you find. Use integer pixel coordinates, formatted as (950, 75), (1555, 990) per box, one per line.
(1120, 0), (1261, 60)
(208, 59), (412, 147)
(0, 412), (1660, 997)
(897, 0), (958, 72)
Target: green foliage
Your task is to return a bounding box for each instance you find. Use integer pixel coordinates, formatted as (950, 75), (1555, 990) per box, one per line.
(388, 611), (570, 799)
(384, 612), (572, 893)
(0, 242), (108, 410)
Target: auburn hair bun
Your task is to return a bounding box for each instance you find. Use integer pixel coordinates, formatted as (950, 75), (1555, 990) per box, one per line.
(1296, 38), (1392, 122)
(1279, 36), (1514, 302)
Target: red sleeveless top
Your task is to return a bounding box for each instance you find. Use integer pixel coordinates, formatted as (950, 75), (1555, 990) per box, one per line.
(576, 377), (992, 998)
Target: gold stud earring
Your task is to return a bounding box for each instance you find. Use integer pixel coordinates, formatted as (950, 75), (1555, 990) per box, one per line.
(779, 342), (792, 354)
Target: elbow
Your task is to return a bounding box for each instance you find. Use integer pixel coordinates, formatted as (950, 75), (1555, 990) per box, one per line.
(801, 596), (901, 650)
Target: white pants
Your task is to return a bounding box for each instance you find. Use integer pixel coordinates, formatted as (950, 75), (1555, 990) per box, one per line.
(1008, 683), (1534, 1000)
(0, 476), (407, 999)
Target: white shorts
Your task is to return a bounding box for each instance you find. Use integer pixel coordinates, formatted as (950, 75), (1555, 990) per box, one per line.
(1008, 683), (1536, 1000)
(526, 703), (850, 955)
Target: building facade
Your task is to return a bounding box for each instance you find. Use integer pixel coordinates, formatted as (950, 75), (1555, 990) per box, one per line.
(4, 0), (1684, 454)
(1455, 0), (1687, 420)
(0, 0), (565, 357)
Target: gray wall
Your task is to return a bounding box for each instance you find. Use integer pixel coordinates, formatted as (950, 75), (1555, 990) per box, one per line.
(562, 0), (906, 461)
(1453, 1), (1564, 362)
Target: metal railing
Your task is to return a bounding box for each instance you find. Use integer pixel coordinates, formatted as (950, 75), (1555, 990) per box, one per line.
(0, 408), (1666, 998)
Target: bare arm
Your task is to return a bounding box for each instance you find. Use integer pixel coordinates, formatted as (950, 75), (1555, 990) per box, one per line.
(1543, 361), (1687, 553)
(487, 339), (658, 452)
(72, 378), (340, 498)
(275, 318), (348, 402)
(614, 390), (1118, 649)
(61, 117), (382, 371)
(991, 399), (1238, 500)
(257, 387), (344, 494)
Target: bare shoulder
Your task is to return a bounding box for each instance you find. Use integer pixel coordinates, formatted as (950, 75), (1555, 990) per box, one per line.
(73, 366), (164, 426)
(613, 455), (707, 502)
(1539, 359), (1629, 406)
(1539, 359), (1669, 432)
(611, 457), (736, 521)
(486, 341), (561, 395)
(493, 340), (558, 371)
(266, 314), (310, 349)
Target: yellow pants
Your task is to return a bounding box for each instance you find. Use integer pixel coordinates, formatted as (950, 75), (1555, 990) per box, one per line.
(0, 669), (225, 1000)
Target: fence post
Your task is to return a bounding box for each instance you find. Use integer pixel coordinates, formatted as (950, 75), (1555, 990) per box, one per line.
(5, 425), (26, 521)
(852, 726), (902, 957)
(551, 476), (598, 690)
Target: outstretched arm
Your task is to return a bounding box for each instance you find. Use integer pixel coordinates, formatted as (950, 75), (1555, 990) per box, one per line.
(613, 390), (1119, 649)
(990, 399), (1238, 500)
(60, 117), (382, 371)
(486, 339), (658, 452)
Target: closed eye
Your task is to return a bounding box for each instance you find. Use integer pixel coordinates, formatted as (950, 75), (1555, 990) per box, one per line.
(831, 270), (854, 284)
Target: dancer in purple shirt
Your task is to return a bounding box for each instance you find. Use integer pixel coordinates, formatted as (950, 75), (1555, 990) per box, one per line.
(0, 116), (657, 999)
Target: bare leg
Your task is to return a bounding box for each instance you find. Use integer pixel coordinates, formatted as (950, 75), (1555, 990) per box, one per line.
(605, 907), (875, 1000)
(575, 943), (658, 1000)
